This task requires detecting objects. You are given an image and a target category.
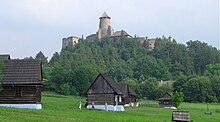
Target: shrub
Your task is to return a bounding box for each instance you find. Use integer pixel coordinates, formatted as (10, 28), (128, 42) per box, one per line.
(215, 109), (220, 113)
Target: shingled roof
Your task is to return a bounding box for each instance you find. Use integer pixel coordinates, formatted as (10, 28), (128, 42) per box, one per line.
(0, 59), (43, 85)
(101, 73), (123, 94)
(101, 74), (137, 96)
(172, 111), (190, 122)
(158, 92), (172, 101)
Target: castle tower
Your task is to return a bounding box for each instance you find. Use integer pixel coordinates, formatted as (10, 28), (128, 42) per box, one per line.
(97, 12), (114, 39)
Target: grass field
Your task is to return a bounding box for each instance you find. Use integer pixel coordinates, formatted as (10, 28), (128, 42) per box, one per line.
(0, 92), (220, 122)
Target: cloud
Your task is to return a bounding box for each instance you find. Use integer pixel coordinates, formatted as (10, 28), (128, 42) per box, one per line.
(0, 0), (219, 59)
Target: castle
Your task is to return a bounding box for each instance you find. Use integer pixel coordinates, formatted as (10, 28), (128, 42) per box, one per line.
(62, 12), (155, 50)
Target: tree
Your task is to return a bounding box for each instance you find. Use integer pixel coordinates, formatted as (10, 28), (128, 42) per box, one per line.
(211, 76), (220, 102)
(152, 38), (194, 78)
(35, 51), (48, 65)
(204, 64), (220, 77)
(121, 78), (137, 90)
(171, 90), (184, 110)
(139, 77), (159, 99)
(183, 76), (217, 102)
(59, 83), (72, 95)
(73, 65), (99, 96)
(187, 40), (220, 74)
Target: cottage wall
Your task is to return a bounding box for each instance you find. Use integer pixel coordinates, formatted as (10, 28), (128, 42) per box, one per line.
(87, 75), (116, 105)
(0, 86), (42, 104)
(88, 94), (115, 105)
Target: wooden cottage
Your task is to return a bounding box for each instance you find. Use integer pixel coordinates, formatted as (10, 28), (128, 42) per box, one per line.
(158, 92), (175, 107)
(0, 55), (43, 109)
(172, 111), (190, 122)
(85, 73), (137, 111)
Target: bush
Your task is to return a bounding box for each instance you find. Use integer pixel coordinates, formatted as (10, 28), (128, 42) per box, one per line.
(215, 109), (220, 113)
(59, 83), (79, 96)
(59, 83), (71, 95)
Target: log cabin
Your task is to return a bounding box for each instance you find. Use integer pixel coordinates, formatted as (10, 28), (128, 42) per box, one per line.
(0, 55), (43, 109)
(85, 73), (137, 111)
(158, 92), (175, 107)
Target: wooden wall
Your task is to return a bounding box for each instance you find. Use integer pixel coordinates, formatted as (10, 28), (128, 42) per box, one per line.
(87, 76), (114, 94)
(88, 94), (115, 105)
(0, 86), (42, 104)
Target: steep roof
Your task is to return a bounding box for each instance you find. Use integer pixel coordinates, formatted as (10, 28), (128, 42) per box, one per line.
(99, 12), (111, 19)
(86, 73), (137, 96)
(0, 54), (10, 60)
(0, 59), (43, 85)
(101, 73), (123, 94)
(158, 92), (172, 101)
(128, 87), (137, 96)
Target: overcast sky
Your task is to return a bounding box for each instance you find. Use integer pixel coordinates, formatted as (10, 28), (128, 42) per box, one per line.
(0, 0), (219, 59)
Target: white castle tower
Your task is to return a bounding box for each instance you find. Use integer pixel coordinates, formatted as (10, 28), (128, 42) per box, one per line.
(97, 12), (114, 39)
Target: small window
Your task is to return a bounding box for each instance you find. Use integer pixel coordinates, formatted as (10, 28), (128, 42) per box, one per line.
(15, 89), (22, 97)
(164, 101), (169, 105)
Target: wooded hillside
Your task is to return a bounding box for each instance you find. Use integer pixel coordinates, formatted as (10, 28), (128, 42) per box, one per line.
(35, 36), (220, 103)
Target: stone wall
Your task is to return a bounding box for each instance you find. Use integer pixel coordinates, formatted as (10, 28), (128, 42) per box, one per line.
(62, 36), (79, 49)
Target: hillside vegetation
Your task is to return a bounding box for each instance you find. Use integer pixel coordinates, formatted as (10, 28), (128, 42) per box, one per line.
(0, 92), (220, 122)
(35, 37), (220, 103)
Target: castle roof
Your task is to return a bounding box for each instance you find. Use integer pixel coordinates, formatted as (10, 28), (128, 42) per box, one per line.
(111, 30), (132, 38)
(99, 12), (111, 19)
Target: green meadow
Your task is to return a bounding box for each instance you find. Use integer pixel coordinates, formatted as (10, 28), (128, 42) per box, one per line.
(0, 93), (219, 122)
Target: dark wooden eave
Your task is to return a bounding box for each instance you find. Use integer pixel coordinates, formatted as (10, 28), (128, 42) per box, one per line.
(0, 54), (10, 60)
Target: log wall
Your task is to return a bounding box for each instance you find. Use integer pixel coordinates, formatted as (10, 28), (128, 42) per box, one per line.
(0, 86), (42, 104)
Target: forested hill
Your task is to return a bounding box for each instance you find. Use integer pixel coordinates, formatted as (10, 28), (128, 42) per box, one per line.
(37, 36), (220, 102)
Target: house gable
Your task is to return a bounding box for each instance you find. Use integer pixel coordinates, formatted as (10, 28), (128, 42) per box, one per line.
(163, 92), (171, 98)
(86, 74), (114, 94)
(159, 92), (172, 100)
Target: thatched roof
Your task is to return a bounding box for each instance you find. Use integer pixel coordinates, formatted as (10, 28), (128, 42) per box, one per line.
(172, 111), (190, 122)
(0, 59), (43, 85)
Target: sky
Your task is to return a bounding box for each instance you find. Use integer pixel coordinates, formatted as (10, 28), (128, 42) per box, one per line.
(0, 0), (219, 59)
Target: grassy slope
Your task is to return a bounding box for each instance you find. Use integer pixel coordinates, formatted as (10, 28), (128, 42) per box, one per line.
(0, 93), (219, 122)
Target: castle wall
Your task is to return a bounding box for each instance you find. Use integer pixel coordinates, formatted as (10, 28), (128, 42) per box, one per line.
(147, 39), (156, 50)
(86, 34), (97, 41)
(62, 36), (79, 49)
